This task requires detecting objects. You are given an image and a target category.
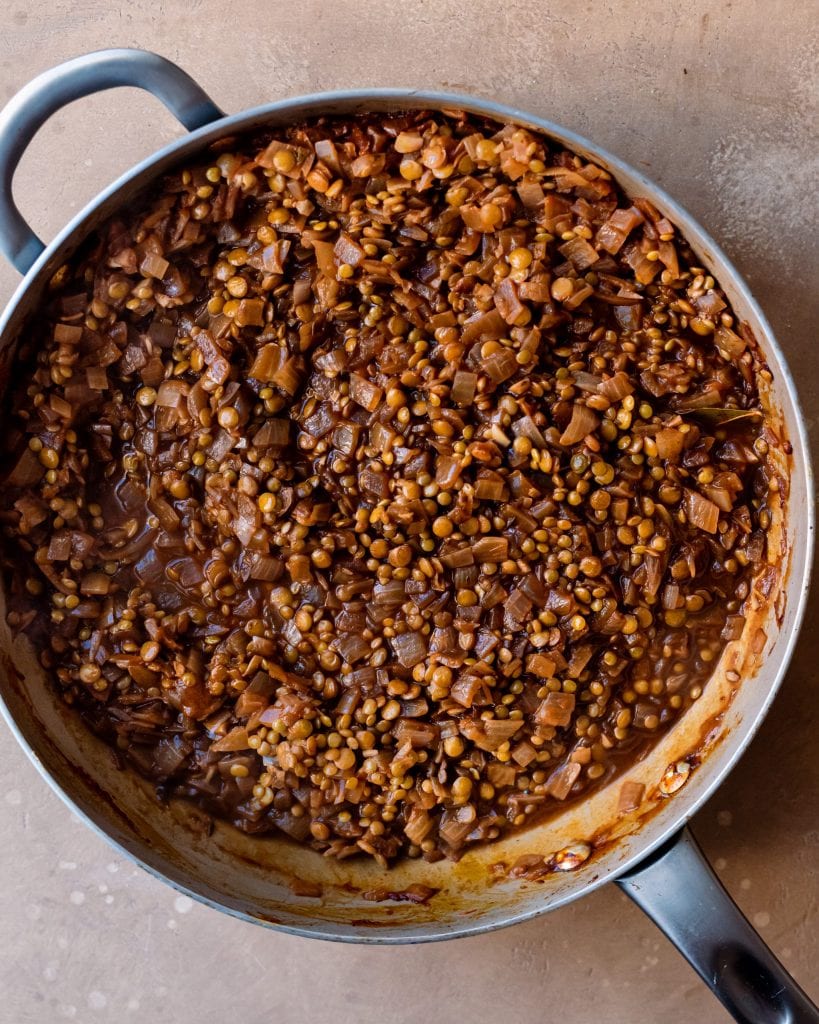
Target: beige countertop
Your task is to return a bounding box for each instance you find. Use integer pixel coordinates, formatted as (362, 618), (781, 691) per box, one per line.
(0, 2), (817, 1021)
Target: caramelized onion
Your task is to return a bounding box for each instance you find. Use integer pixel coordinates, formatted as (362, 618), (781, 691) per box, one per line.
(0, 108), (772, 869)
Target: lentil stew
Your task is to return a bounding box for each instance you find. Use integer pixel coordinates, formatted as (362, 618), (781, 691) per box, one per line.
(0, 111), (775, 866)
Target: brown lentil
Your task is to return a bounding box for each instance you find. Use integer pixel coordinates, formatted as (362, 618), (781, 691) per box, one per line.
(0, 110), (773, 867)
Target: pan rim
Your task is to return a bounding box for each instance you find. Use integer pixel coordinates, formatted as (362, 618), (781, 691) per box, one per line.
(0, 85), (813, 942)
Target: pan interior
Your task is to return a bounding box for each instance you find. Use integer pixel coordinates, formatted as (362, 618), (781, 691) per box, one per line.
(0, 93), (807, 940)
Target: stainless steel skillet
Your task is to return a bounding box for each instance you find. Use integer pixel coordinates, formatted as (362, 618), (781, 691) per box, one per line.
(0, 48), (815, 1023)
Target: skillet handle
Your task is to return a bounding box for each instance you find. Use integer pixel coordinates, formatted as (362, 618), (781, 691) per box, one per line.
(0, 48), (223, 276)
(617, 826), (819, 1023)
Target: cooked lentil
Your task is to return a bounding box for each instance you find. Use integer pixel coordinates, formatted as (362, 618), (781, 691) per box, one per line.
(0, 111), (774, 865)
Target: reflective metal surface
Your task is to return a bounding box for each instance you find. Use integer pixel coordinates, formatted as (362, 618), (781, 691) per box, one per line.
(0, 48), (814, 1020)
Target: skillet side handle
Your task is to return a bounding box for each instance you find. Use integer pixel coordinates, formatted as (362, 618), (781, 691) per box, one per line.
(617, 826), (818, 1024)
(0, 48), (224, 276)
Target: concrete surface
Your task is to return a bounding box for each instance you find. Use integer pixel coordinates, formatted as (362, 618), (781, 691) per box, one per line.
(0, 2), (817, 1022)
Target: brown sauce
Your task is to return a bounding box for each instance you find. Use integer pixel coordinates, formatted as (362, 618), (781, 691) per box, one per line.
(0, 111), (773, 864)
